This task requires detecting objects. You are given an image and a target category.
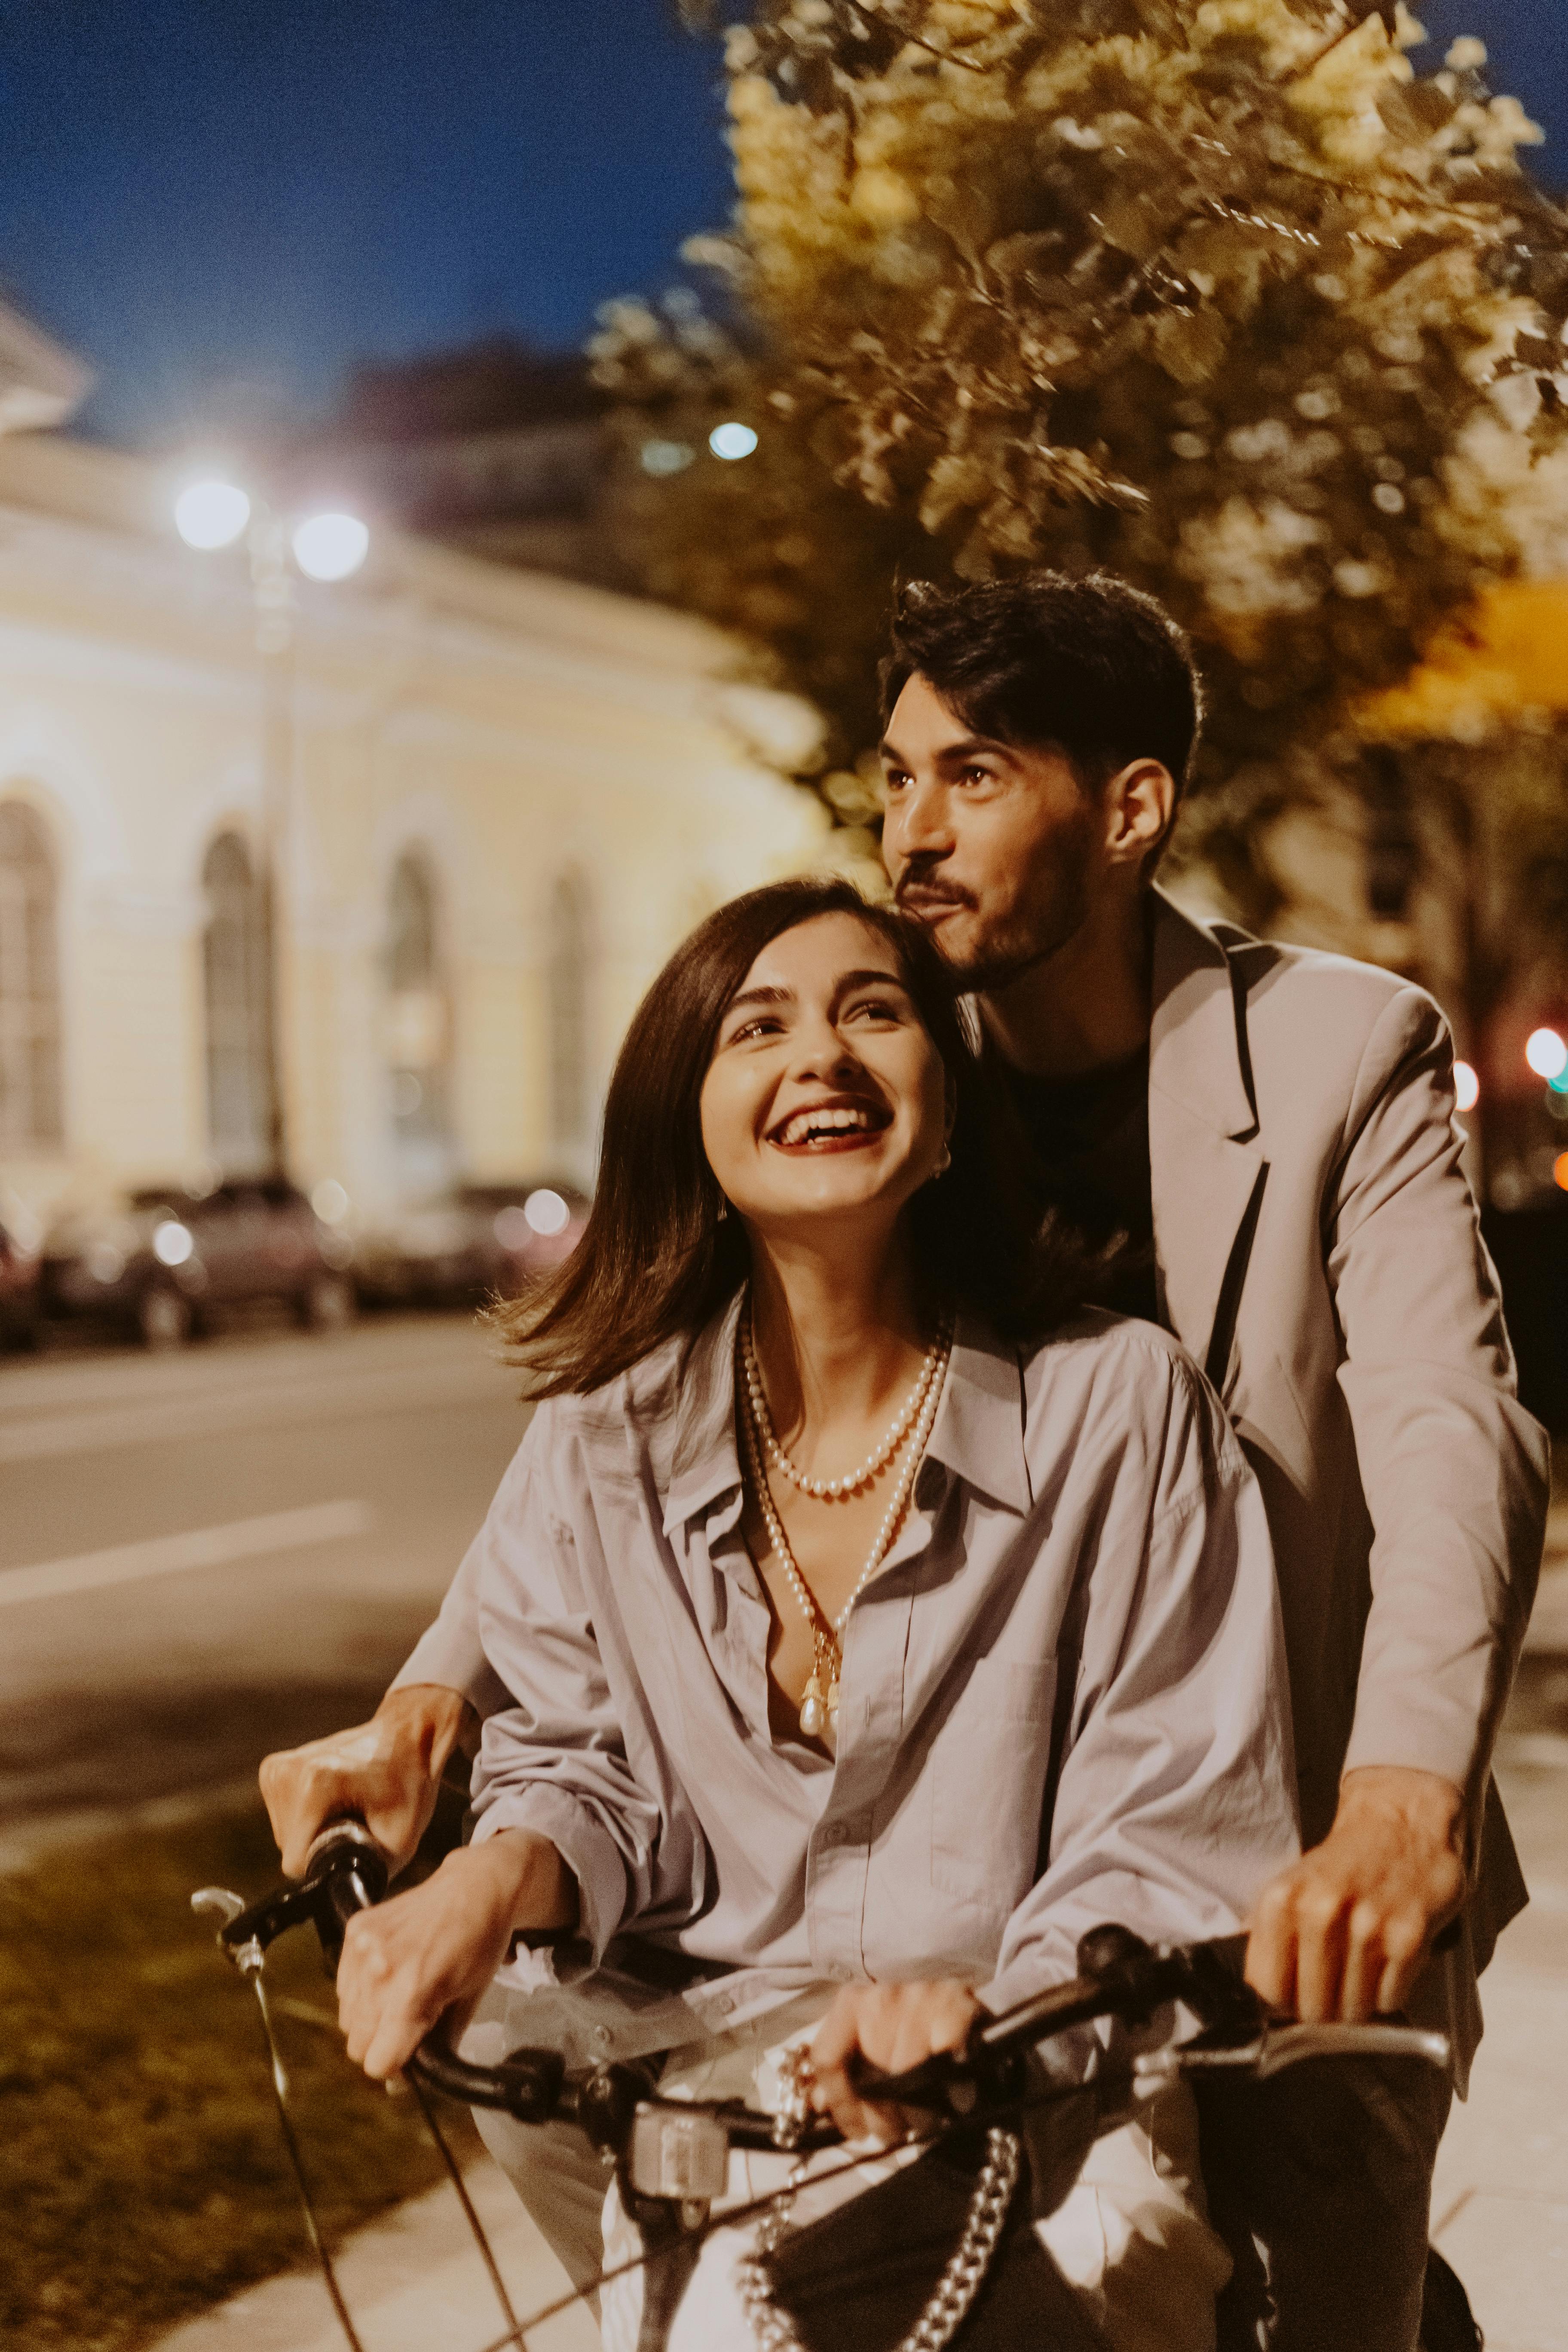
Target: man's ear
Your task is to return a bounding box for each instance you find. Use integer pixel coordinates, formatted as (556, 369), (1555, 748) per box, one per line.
(1104, 759), (1176, 868)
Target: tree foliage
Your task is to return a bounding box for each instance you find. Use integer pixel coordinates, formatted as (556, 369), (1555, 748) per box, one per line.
(598, 0), (1568, 825)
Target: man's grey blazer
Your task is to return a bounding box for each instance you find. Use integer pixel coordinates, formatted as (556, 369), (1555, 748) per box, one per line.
(1148, 887), (1548, 2070)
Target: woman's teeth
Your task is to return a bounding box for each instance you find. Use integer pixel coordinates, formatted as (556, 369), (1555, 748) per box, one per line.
(775, 1106), (880, 1148)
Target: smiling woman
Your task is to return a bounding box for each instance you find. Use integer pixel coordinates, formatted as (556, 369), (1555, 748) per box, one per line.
(327, 871), (1300, 2352)
(492, 875), (1079, 1397)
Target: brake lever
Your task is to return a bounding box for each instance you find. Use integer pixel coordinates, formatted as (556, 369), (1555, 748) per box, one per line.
(1161, 2018), (1452, 2085)
(209, 1820), (391, 1973)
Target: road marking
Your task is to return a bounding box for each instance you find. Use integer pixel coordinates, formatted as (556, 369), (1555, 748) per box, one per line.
(0, 1500), (374, 1606)
(0, 1358), (509, 1464)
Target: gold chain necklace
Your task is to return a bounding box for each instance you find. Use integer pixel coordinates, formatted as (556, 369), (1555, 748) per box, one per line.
(738, 1318), (952, 1739)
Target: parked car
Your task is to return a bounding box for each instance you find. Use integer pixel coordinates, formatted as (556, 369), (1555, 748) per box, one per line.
(39, 1178), (357, 1349)
(0, 1215), (41, 1350)
(353, 1178), (590, 1309)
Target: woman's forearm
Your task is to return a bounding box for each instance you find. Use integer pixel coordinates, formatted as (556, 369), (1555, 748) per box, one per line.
(337, 1828), (578, 2079)
(471, 1825), (581, 1936)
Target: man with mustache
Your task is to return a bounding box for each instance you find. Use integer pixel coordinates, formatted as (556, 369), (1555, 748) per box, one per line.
(262, 570), (1546, 2351)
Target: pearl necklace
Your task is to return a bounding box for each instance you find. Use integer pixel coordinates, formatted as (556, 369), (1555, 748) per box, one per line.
(742, 1311), (946, 1498)
(739, 1319), (952, 1740)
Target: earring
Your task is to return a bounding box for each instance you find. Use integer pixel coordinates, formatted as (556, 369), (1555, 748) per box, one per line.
(934, 1145), (952, 1178)
(716, 1195), (729, 1222)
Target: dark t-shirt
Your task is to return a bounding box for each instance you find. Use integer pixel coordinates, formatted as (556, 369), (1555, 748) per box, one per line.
(1003, 1048), (1161, 1326)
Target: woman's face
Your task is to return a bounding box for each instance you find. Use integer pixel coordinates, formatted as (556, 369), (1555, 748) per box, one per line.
(700, 912), (951, 1241)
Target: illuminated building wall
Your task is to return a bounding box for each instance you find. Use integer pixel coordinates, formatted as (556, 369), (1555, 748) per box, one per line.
(0, 431), (828, 1233)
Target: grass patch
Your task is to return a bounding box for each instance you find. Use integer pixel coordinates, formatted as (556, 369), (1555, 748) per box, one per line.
(2, 1796), (480, 2351)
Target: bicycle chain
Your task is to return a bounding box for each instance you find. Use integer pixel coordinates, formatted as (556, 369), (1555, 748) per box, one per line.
(736, 2125), (1022, 2352)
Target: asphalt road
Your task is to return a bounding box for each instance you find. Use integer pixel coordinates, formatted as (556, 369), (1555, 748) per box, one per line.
(0, 1312), (529, 1827)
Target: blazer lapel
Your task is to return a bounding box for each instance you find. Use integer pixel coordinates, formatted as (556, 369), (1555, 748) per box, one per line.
(1148, 890), (1269, 1391)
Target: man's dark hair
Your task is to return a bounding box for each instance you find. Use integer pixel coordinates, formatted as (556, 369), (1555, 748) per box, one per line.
(880, 571), (1204, 801)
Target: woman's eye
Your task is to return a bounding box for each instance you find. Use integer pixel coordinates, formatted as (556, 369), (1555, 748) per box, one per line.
(845, 996), (902, 1025)
(730, 1017), (781, 1044)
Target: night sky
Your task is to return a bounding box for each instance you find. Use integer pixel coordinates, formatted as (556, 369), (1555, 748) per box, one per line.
(0, 0), (1562, 450)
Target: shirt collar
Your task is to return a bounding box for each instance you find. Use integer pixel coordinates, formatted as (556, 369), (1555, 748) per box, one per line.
(661, 1289), (748, 1537)
(658, 1292), (1031, 1533)
(923, 1311), (1032, 1516)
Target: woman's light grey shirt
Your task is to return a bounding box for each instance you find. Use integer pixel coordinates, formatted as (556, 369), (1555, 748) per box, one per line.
(465, 1297), (1298, 2013)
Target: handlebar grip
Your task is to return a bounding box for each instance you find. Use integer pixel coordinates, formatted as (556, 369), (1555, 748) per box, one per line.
(304, 1817), (389, 1892)
(407, 2020), (568, 2124)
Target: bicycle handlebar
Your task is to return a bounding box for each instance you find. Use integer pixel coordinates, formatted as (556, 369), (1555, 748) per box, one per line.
(202, 1815), (1452, 2196)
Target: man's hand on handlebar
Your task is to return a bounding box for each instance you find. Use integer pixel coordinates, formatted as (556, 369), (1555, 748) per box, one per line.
(1244, 1765), (1468, 2022)
(336, 1828), (579, 2081)
(259, 1684), (480, 1880)
(809, 1980), (981, 2146)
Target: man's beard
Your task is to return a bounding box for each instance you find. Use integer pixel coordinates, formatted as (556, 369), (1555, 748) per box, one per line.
(898, 828), (1096, 996)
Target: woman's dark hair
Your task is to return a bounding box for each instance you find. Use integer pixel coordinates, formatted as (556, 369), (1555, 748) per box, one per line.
(881, 571), (1203, 803)
(497, 876), (1084, 1395)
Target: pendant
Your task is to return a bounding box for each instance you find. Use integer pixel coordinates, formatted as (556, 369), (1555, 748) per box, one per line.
(799, 1680), (826, 1739)
(826, 1674), (841, 1729)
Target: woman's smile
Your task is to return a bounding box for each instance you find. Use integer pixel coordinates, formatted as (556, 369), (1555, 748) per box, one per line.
(767, 1096), (894, 1154)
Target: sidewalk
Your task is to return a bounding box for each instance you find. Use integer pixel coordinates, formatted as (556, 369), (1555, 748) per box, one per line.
(149, 2148), (599, 2352)
(1430, 1548), (1568, 2352)
(149, 1564), (1568, 2352)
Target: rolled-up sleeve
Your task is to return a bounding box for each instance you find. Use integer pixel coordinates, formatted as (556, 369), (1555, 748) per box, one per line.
(982, 1360), (1299, 2015)
(466, 1413), (665, 1959)
(390, 1535), (514, 1717)
(1329, 989), (1548, 1800)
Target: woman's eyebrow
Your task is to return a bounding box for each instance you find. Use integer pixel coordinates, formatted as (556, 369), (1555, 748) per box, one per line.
(836, 966), (907, 989)
(724, 983), (794, 1015)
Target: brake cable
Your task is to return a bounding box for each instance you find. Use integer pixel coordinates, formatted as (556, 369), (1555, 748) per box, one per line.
(193, 1888), (371, 2352)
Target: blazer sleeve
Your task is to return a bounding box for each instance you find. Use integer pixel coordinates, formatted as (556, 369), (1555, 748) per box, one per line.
(1329, 986), (1549, 1802)
(980, 1356), (1300, 2016)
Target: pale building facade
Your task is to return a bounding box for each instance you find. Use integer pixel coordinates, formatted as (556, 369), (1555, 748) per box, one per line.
(0, 428), (828, 1240)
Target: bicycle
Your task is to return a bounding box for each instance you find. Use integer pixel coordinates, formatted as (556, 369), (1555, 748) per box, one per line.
(193, 1821), (1454, 2352)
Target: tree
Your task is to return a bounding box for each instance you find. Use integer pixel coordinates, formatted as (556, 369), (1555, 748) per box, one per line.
(596, 0), (1568, 873)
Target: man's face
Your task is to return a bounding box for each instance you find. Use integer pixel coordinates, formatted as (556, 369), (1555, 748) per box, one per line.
(880, 673), (1102, 990)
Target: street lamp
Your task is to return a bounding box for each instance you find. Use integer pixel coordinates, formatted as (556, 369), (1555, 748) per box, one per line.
(175, 475), (370, 1176)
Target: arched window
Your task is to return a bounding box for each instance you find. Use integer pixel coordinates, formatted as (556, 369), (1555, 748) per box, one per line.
(202, 830), (271, 1171)
(549, 870), (592, 1160)
(386, 848), (452, 1182)
(0, 798), (63, 1147)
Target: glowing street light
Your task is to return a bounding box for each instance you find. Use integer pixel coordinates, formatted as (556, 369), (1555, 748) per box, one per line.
(1525, 1027), (1568, 1081)
(709, 420), (759, 462)
(292, 510), (370, 582)
(1453, 1060), (1480, 1115)
(174, 478), (251, 551)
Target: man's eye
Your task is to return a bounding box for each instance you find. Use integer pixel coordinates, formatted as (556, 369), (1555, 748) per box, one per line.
(882, 769), (910, 792)
(960, 765), (994, 785)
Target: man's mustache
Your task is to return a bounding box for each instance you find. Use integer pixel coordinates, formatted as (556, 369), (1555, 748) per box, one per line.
(893, 866), (977, 913)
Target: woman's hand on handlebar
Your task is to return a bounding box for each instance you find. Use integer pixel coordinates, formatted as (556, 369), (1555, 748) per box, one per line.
(336, 1829), (578, 2081)
(259, 1684), (479, 1879)
(809, 1980), (981, 2146)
